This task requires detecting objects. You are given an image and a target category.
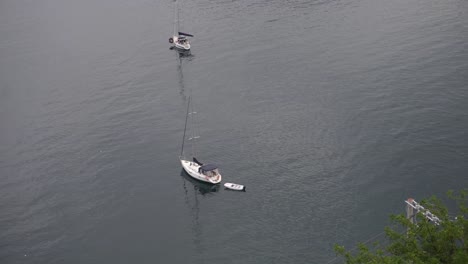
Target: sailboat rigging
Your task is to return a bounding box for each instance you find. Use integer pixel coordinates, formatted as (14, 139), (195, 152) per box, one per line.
(179, 96), (222, 184)
(169, 0), (193, 51)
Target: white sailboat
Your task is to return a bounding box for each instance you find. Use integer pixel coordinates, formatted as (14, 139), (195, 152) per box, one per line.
(179, 96), (222, 184)
(169, 0), (193, 51)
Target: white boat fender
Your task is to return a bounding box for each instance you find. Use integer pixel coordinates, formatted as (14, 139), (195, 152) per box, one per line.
(224, 183), (246, 191)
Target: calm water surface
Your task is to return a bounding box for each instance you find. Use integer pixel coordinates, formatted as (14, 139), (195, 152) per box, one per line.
(1, 0), (467, 263)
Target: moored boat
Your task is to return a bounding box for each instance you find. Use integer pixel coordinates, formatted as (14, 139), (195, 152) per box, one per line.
(169, 1), (193, 51)
(224, 182), (245, 191)
(179, 96), (222, 184)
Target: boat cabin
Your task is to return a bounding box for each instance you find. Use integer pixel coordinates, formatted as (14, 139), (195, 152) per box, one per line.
(198, 164), (220, 177)
(177, 36), (188, 44)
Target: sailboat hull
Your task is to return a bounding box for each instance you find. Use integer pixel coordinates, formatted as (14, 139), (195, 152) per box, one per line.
(180, 158), (222, 184)
(174, 42), (190, 51)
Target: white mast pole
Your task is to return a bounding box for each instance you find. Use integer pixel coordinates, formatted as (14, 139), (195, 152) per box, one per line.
(180, 96), (191, 157)
(173, 0), (178, 37)
(190, 97), (196, 158)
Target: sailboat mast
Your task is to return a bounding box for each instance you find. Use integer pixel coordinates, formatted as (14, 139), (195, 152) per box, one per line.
(190, 96), (196, 158)
(181, 96), (191, 156)
(173, 0), (178, 37)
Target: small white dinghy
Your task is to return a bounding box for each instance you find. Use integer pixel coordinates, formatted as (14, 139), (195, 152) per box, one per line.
(224, 183), (245, 191)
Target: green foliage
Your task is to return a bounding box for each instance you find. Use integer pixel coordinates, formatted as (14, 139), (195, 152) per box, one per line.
(334, 189), (468, 264)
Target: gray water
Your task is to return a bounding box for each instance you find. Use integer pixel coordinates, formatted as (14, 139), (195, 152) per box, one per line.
(1, 0), (467, 263)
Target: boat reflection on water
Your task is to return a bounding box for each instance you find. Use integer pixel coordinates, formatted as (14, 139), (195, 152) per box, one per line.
(172, 47), (194, 99)
(180, 168), (215, 258)
(180, 169), (219, 195)
(170, 46), (193, 58)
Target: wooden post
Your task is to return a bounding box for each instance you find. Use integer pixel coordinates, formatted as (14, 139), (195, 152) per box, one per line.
(406, 198), (415, 225)
(405, 197), (440, 234)
(406, 198), (416, 236)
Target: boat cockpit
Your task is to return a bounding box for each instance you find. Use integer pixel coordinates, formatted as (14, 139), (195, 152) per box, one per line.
(198, 164), (219, 178)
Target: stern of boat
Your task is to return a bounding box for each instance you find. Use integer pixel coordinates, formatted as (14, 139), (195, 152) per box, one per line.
(208, 174), (222, 184)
